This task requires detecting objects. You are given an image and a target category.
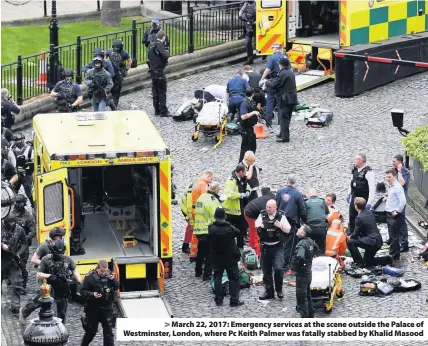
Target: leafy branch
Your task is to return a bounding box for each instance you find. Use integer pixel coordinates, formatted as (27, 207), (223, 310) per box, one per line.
(401, 125), (428, 172)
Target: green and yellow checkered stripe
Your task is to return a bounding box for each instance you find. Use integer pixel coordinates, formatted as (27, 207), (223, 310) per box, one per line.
(349, 0), (428, 46)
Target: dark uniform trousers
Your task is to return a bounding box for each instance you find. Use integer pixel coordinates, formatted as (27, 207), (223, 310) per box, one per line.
(296, 274), (313, 318)
(262, 242), (285, 294)
(81, 308), (115, 346)
(348, 196), (358, 235)
(14, 173), (34, 208)
(226, 214), (247, 249)
(245, 25), (256, 60)
(278, 105), (293, 141)
(212, 263), (240, 304)
(387, 212), (404, 260)
(22, 290), (68, 322)
(19, 248), (30, 288)
(195, 234), (211, 278)
(308, 225), (327, 255)
(239, 130), (257, 163)
(1, 260), (22, 310)
(347, 238), (380, 266)
(111, 74), (123, 107)
(283, 222), (298, 270)
(150, 69), (167, 114)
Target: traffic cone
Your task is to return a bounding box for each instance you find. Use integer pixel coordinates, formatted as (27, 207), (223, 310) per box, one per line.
(189, 234), (198, 261)
(36, 53), (47, 85)
(254, 123), (268, 139)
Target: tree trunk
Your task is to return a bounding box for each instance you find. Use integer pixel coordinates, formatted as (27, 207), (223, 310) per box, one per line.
(100, 0), (122, 27)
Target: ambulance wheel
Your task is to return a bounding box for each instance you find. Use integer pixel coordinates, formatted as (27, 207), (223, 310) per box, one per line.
(336, 288), (344, 299)
(192, 133), (198, 141)
(323, 303), (333, 314)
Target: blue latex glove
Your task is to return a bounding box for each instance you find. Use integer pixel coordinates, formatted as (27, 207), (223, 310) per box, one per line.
(346, 194), (351, 204)
(366, 204), (372, 210)
(240, 193), (247, 199)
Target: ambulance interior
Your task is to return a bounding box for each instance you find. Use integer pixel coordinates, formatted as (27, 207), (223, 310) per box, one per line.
(67, 164), (159, 262)
(289, 0), (339, 48)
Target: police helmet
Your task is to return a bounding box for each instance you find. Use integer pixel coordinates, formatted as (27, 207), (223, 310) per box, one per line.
(3, 214), (17, 228)
(51, 239), (66, 256)
(15, 194), (27, 208)
(49, 227), (66, 239)
(63, 69), (74, 78)
(92, 48), (105, 58)
(12, 132), (25, 142)
(93, 56), (104, 67)
(112, 39), (124, 49)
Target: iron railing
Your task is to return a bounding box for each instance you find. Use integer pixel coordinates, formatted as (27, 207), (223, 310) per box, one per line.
(1, 2), (244, 105)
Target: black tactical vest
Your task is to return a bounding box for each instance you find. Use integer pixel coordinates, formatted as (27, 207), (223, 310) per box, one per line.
(350, 166), (371, 200)
(109, 51), (125, 75)
(258, 210), (284, 243)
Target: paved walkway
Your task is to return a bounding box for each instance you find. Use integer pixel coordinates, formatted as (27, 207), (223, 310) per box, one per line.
(1, 0), (146, 22)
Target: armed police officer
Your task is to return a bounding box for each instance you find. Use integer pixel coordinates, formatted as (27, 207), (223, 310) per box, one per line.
(148, 30), (171, 117)
(106, 39), (132, 107)
(37, 239), (81, 323)
(142, 18), (170, 50)
(1, 214), (27, 314)
(256, 199), (291, 300)
(239, 88), (259, 163)
(265, 57), (298, 143)
(10, 133), (34, 207)
(1, 88), (20, 130)
(1, 137), (18, 185)
(20, 227), (66, 325)
(291, 225), (318, 318)
(193, 181), (222, 280)
(260, 43), (284, 122)
(85, 56), (114, 112)
(11, 194), (36, 293)
(50, 69), (83, 112)
(80, 259), (119, 346)
(239, 1), (256, 65)
(82, 48), (115, 80)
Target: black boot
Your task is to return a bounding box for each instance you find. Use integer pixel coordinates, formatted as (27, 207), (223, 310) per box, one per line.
(259, 291), (274, 300)
(230, 300), (245, 307)
(182, 243), (190, 254)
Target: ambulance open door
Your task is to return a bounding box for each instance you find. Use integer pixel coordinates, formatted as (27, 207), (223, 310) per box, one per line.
(256, 0), (287, 56)
(35, 168), (72, 255)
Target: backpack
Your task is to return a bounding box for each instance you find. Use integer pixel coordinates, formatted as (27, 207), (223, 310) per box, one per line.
(226, 122), (240, 135)
(241, 246), (259, 270)
(305, 108), (333, 128)
(174, 100), (196, 122)
(109, 51), (124, 76)
(210, 270), (230, 296)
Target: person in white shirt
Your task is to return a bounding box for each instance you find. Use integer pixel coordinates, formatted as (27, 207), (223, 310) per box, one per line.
(255, 199), (291, 300)
(347, 152), (376, 235)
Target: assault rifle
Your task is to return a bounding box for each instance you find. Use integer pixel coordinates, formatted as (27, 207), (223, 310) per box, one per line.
(250, 100), (271, 127)
(88, 76), (117, 111)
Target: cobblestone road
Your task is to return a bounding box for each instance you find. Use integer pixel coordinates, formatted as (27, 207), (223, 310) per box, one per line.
(2, 60), (428, 346)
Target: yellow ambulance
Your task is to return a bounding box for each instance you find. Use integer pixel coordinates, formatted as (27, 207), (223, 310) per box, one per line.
(256, 0), (428, 90)
(32, 111), (173, 318)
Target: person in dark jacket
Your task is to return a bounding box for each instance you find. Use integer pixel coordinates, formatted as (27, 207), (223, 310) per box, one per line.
(305, 188), (329, 255)
(243, 65), (265, 106)
(208, 207), (244, 307)
(276, 174), (307, 273)
(348, 197), (383, 267)
(148, 30), (171, 117)
(244, 186), (275, 257)
(265, 57), (298, 142)
(291, 225), (318, 318)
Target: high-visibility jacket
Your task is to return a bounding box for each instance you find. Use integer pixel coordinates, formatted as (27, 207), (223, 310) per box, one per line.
(325, 228), (347, 257)
(190, 178), (209, 221)
(222, 175), (249, 216)
(193, 191), (222, 235)
(179, 183), (193, 221)
(327, 208), (345, 233)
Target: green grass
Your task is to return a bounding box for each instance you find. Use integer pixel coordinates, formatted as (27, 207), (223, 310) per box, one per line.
(1, 17), (146, 64)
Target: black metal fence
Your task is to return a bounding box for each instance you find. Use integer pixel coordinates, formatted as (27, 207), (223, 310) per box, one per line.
(1, 2), (244, 105)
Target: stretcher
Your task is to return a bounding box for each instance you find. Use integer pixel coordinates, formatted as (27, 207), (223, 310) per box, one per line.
(191, 99), (228, 149)
(310, 256), (344, 314)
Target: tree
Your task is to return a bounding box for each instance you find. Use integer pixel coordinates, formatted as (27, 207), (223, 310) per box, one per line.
(100, 0), (122, 27)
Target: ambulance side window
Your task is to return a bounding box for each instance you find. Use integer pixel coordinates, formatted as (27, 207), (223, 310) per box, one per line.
(261, 0), (282, 8)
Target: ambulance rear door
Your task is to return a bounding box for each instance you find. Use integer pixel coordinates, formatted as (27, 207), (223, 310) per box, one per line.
(256, 0), (287, 56)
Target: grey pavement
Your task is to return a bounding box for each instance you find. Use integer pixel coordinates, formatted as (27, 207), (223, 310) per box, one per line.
(2, 60), (428, 346)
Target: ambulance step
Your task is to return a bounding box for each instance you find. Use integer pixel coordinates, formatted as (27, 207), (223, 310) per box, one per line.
(117, 290), (173, 318)
(295, 70), (333, 92)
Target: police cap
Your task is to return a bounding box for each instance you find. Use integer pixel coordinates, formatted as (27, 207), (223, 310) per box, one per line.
(12, 132), (25, 142)
(49, 227), (66, 239)
(152, 18), (160, 24)
(15, 194), (27, 205)
(272, 42), (282, 49)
